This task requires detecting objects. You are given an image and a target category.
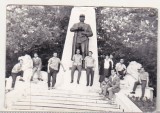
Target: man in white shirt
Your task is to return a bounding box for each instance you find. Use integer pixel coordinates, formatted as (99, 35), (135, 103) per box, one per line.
(11, 58), (23, 89)
(130, 67), (149, 100)
(84, 51), (95, 86)
(115, 59), (126, 80)
(48, 52), (65, 90)
(71, 49), (83, 84)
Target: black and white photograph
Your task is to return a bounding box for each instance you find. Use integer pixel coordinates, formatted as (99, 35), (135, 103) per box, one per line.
(0, 1), (159, 112)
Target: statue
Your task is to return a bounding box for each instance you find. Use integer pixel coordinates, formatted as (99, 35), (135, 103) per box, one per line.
(70, 14), (93, 65)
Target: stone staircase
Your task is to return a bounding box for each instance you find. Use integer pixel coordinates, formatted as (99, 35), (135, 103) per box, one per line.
(7, 80), (122, 112)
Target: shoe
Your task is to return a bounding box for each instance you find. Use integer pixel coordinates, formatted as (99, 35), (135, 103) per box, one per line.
(51, 87), (55, 89)
(77, 81), (79, 84)
(86, 84), (89, 86)
(48, 87), (51, 90)
(140, 97), (144, 101)
(130, 91), (135, 94)
(70, 80), (73, 83)
(90, 84), (93, 86)
(19, 79), (25, 82)
(38, 78), (43, 81)
(108, 100), (112, 104)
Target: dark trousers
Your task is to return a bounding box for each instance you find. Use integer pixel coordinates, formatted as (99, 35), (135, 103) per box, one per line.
(86, 67), (94, 86)
(104, 68), (109, 78)
(71, 65), (82, 82)
(48, 68), (58, 88)
(133, 80), (147, 98)
(118, 70), (125, 79)
(11, 71), (23, 88)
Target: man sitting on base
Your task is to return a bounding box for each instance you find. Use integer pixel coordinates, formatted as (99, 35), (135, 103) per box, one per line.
(101, 69), (120, 103)
(130, 67), (149, 100)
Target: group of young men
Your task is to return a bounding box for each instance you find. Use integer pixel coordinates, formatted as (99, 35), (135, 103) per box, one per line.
(10, 49), (95, 90)
(9, 13), (150, 104)
(99, 54), (150, 101)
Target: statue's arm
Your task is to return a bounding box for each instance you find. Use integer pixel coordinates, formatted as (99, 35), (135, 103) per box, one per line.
(70, 24), (78, 32)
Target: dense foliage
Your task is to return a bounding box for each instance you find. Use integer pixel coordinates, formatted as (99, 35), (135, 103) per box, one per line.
(6, 5), (73, 77)
(95, 7), (158, 96)
(6, 6), (158, 96)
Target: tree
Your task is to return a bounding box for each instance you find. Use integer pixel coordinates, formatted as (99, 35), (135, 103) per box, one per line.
(95, 7), (158, 96)
(6, 5), (73, 77)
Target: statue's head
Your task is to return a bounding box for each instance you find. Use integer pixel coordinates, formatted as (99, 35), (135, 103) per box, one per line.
(79, 14), (85, 22)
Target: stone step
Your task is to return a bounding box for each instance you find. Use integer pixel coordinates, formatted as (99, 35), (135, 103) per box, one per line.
(21, 95), (111, 104)
(19, 95), (117, 106)
(12, 100), (120, 112)
(29, 91), (103, 99)
(11, 105), (121, 112)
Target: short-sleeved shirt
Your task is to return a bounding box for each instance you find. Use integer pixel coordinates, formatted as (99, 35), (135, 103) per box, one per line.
(72, 54), (82, 65)
(12, 63), (22, 73)
(139, 72), (149, 80)
(84, 56), (95, 67)
(48, 57), (61, 70)
(32, 57), (42, 68)
(115, 63), (126, 71)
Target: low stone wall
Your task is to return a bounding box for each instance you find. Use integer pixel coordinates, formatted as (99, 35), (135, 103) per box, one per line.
(115, 92), (142, 112)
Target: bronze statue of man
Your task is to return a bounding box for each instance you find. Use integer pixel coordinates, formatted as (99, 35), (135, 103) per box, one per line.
(70, 14), (93, 61)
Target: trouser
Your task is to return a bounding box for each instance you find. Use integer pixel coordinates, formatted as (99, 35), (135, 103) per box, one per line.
(71, 65), (82, 82)
(86, 67), (94, 86)
(118, 70), (125, 79)
(48, 68), (58, 88)
(133, 80), (147, 98)
(104, 68), (109, 78)
(11, 71), (23, 88)
(76, 40), (89, 59)
(102, 85), (110, 96)
(31, 67), (41, 79)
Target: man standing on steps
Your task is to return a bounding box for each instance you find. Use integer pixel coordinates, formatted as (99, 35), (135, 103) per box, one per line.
(48, 52), (66, 90)
(30, 53), (43, 81)
(70, 14), (93, 68)
(84, 51), (95, 86)
(71, 49), (83, 84)
(11, 58), (24, 90)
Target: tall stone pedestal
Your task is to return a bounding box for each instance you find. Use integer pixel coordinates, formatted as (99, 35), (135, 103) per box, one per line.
(56, 7), (99, 91)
